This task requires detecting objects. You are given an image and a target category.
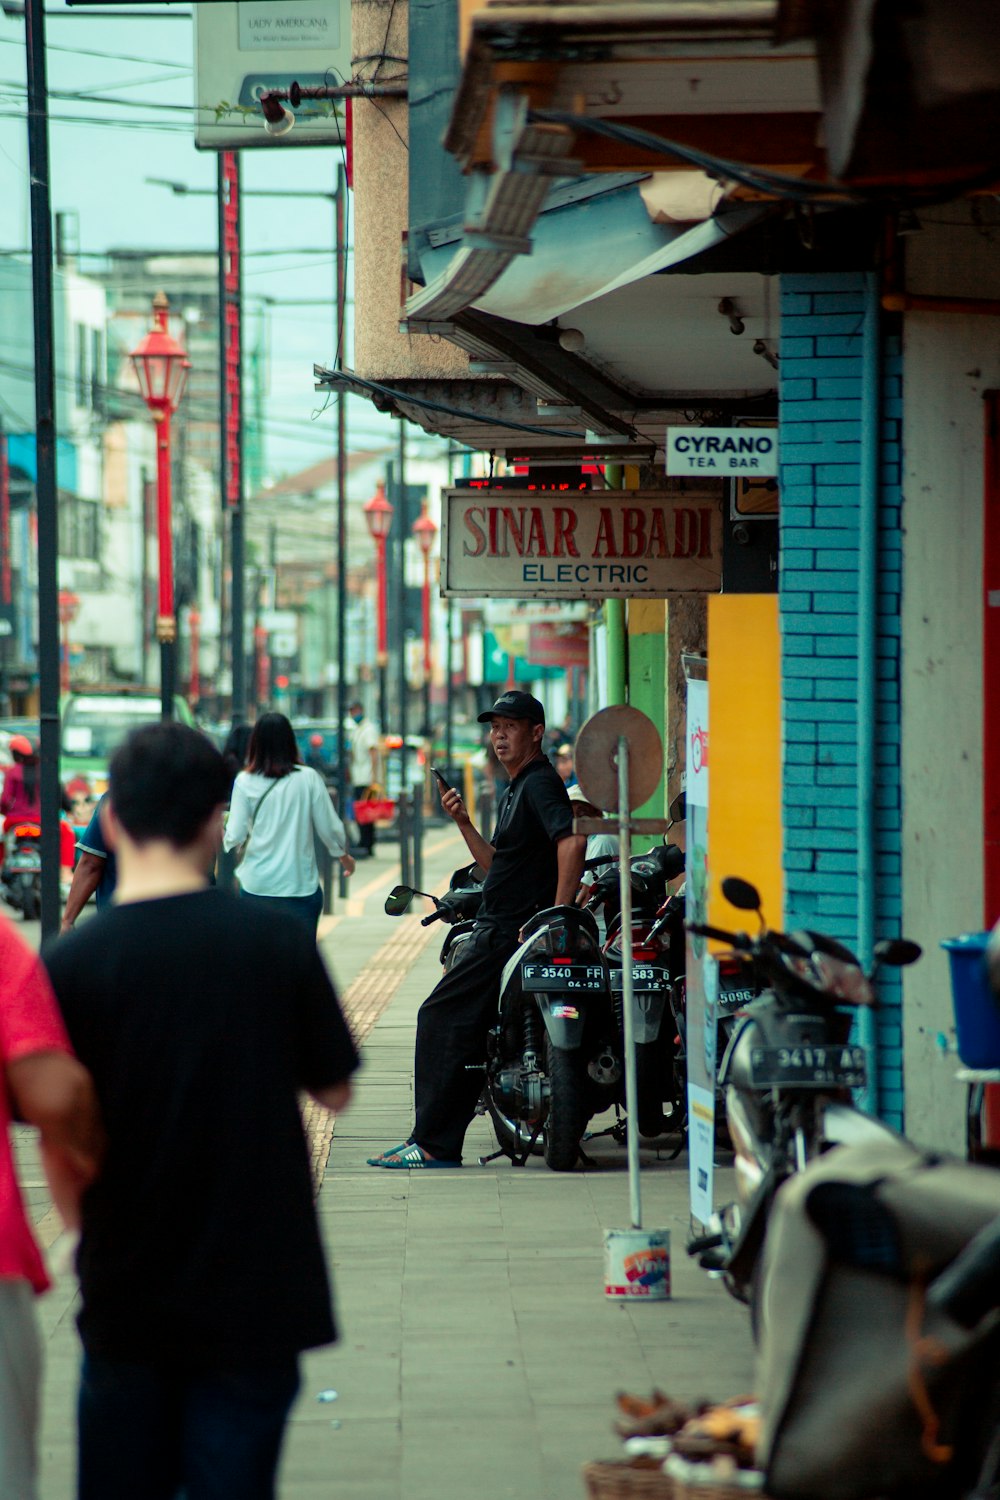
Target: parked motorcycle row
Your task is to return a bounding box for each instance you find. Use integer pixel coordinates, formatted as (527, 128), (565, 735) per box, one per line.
(384, 792), (762, 1172)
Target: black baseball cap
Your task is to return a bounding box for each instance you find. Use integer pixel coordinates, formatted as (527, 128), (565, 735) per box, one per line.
(477, 691), (545, 726)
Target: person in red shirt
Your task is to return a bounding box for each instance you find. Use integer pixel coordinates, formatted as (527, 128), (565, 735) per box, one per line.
(1, 735), (41, 828)
(0, 915), (103, 1497)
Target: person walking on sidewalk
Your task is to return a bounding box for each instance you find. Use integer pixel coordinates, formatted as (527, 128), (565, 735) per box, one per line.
(223, 711), (355, 935)
(348, 699), (380, 858)
(369, 690), (585, 1169)
(0, 916), (102, 1499)
(43, 722), (360, 1500)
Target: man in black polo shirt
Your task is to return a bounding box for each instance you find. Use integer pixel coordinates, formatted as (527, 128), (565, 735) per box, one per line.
(369, 691), (585, 1168)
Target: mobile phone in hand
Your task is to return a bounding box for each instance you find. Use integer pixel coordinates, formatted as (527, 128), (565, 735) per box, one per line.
(432, 768), (452, 793)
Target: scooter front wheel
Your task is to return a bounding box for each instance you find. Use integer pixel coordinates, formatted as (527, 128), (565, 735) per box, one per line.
(544, 1036), (589, 1172)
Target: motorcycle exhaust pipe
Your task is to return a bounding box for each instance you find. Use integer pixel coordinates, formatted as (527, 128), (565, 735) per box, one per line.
(588, 1049), (622, 1086)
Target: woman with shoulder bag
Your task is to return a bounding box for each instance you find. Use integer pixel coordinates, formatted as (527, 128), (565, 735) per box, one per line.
(222, 712), (355, 934)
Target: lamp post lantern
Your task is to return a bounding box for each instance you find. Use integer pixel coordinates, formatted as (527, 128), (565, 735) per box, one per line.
(363, 478), (393, 731)
(412, 502), (438, 737)
(128, 291), (190, 720)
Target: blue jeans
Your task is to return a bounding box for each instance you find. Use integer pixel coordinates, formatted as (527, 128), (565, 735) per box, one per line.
(77, 1353), (300, 1500)
(238, 885), (324, 935)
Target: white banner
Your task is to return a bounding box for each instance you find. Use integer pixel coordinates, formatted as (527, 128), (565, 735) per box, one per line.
(666, 426), (778, 477)
(441, 489), (722, 599)
(685, 677), (716, 1226)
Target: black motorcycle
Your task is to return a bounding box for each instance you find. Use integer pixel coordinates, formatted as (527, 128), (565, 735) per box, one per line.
(586, 841), (686, 1140)
(686, 875), (921, 1322)
(1, 819), (42, 922)
(385, 867), (620, 1172)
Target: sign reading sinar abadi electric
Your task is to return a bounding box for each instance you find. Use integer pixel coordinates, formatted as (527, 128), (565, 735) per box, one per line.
(442, 489), (722, 599)
(194, 1), (351, 150)
(666, 426), (778, 477)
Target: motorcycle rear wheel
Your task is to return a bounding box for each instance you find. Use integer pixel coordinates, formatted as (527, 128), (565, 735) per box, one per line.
(544, 1036), (589, 1172)
(22, 888), (40, 922)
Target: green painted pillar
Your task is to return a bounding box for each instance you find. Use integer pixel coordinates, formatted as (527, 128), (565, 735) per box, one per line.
(604, 464), (627, 705)
(628, 599), (667, 849)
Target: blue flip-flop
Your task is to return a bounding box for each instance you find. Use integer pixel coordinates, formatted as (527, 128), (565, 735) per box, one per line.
(368, 1143), (462, 1169)
(365, 1141), (411, 1166)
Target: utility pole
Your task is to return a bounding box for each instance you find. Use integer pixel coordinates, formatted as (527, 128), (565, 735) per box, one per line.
(334, 161), (349, 898)
(219, 150), (246, 723)
(25, 0), (61, 938)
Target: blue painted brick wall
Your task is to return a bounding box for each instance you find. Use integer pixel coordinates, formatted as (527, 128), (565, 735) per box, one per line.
(779, 275), (904, 1128)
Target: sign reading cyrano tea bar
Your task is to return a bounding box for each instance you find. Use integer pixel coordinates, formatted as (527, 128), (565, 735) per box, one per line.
(441, 490), (722, 599)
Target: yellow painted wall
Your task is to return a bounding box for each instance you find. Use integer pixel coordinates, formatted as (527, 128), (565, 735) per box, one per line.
(707, 595), (783, 928)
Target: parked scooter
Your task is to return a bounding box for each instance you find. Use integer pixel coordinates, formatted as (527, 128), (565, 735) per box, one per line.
(686, 875), (921, 1322)
(586, 840), (686, 1139)
(385, 867), (619, 1171)
(1, 820), (42, 921)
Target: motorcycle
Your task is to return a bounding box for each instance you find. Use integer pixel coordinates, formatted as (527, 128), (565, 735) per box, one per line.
(385, 866), (621, 1171)
(1, 820), (42, 921)
(686, 874), (921, 1323)
(585, 840), (686, 1140)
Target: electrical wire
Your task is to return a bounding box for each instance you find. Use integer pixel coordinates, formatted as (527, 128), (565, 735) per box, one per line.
(530, 109), (1000, 210)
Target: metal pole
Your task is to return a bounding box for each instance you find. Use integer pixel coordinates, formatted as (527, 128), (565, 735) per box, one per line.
(445, 595), (454, 778)
(25, 0), (60, 938)
(156, 408), (175, 720)
(335, 163), (349, 899)
(396, 425), (409, 877)
(617, 734), (641, 1230)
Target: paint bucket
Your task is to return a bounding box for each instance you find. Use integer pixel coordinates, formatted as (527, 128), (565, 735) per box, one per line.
(604, 1228), (671, 1300)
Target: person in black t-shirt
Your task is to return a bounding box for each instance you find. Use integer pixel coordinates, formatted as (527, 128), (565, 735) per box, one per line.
(43, 723), (359, 1500)
(368, 690), (585, 1169)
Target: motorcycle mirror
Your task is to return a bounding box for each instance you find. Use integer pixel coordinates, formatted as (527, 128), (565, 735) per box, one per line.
(384, 886), (417, 916)
(667, 791), (686, 824)
(721, 876), (761, 913)
(874, 938), (923, 968)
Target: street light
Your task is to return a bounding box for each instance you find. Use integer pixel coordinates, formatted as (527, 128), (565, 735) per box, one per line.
(57, 588), (79, 696)
(412, 502), (438, 737)
(128, 290), (190, 720)
(363, 478), (393, 731)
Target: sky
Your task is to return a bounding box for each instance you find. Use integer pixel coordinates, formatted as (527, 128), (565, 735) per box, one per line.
(0, 0), (416, 483)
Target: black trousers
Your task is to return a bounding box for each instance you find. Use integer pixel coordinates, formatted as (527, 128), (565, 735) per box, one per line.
(412, 922), (519, 1161)
(352, 784), (374, 853)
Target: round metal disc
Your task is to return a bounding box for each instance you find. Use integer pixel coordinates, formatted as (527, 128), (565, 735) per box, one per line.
(574, 706), (663, 814)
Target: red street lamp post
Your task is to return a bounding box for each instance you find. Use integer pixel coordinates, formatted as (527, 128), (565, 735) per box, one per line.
(128, 291), (190, 720)
(411, 503), (438, 736)
(363, 479), (394, 730)
(57, 588), (79, 696)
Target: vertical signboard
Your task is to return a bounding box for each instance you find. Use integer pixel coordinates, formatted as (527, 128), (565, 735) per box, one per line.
(685, 675), (716, 1227)
(219, 151), (241, 514)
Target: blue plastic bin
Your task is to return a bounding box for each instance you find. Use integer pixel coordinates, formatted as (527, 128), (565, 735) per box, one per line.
(941, 932), (1000, 1068)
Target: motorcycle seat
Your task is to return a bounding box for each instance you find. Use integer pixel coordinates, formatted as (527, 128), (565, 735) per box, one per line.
(520, 905), (600, 945)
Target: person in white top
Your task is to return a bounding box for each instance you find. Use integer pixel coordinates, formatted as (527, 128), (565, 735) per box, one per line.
(348, 700), (380, 857)
(223, 713), (355, 933)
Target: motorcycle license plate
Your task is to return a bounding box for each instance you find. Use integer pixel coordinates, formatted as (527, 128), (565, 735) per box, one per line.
(520, 962), (605, 993)
(749, 1044), (867, 1089)
(610, 966), (668, 991)
(717, 986), (756, 1012)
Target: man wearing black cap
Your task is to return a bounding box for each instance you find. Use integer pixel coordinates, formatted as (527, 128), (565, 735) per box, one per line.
(368, 691), (586, 1168)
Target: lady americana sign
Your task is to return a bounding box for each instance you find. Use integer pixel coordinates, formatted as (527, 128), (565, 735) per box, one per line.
(440, 490), (722, 599)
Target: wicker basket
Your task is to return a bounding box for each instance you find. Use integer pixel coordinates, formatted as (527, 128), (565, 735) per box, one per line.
(582, 1459), (676, 1500)
(664, 1456), (770, 1500)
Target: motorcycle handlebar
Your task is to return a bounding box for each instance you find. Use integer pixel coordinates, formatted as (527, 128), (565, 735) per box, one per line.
(420, 909), (446, 927)
(687, 920), (748, 948)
